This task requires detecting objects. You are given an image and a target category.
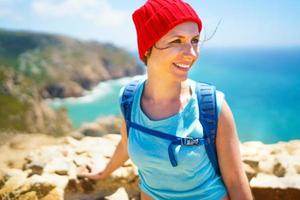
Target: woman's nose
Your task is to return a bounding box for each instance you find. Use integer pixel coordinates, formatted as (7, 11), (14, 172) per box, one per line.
(182, 43), (198, 58)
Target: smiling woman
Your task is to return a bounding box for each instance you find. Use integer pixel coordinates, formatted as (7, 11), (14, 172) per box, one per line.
(146, 22), (199, 83)
(80, 0), (253, 200)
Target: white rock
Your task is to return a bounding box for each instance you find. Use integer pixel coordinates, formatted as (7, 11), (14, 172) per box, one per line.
(105, 187), (129, 200)
(250, 173), (300, 189)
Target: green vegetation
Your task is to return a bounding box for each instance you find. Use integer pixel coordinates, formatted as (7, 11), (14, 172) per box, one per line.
(0, 28), (142, 134)
(0, 95), (28, 131)
(0, 28), (143, 90)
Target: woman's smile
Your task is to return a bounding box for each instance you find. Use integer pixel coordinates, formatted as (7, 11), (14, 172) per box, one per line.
(173, 63), (191, 72)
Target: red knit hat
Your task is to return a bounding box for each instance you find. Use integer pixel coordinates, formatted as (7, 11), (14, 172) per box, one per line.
(132, 0), (202, 61)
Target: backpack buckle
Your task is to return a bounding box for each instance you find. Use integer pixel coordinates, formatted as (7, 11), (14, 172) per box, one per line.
(181, 137), (199, 146)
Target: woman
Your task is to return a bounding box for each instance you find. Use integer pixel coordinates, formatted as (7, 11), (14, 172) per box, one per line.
(81, 0), (252, 199)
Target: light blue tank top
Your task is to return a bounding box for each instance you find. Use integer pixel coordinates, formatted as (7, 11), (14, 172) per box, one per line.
(120, 79), (228, 200)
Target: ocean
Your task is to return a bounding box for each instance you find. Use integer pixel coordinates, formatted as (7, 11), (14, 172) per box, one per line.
(49, 47), (300, 143)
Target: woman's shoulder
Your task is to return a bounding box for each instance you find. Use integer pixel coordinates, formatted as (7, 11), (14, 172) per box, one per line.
(188, 79), (225, 95)
(188, 79), (225, 116)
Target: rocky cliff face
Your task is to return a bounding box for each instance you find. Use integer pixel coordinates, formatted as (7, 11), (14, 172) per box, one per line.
(0, 28), (144, 134)
(0, 133), (299, 200)
(0, 68), (72, 135)
(0, 28), (144, 98)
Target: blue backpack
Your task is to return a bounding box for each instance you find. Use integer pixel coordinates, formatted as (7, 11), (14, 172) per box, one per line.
(120, 79), (220, 176)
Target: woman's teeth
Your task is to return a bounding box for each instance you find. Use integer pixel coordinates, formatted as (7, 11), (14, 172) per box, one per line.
(174, 63), (190, 69)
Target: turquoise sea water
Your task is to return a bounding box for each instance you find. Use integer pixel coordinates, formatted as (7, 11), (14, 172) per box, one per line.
(49, 47), (300, 143)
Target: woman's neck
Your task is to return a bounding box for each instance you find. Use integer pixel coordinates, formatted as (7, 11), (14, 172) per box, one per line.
(143, 77), (191, 104)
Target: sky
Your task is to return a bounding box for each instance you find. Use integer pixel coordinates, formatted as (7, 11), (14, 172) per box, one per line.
(1, 0), (300, 51)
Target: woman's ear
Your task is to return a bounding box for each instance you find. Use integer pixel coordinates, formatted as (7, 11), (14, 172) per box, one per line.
(144, 50), (150, 57)
(145, 47), (153, 58)
(143, 47), (153, 65)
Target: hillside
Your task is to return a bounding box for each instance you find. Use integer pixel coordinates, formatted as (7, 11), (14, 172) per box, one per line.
(0, 28), (144, 134)
(0, 28), (144, 98)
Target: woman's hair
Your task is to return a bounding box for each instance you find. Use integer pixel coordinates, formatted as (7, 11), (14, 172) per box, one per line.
(132, 0), (202, 62)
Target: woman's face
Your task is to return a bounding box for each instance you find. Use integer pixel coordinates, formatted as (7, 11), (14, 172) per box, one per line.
(147, 22), (200, 82)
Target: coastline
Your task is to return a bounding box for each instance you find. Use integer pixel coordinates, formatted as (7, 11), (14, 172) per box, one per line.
(46, 75), (146, 129)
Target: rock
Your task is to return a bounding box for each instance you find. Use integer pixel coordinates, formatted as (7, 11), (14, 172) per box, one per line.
(1, 134), (139, 200)
(243, 159), (259, 171)
(0, 134), (65, 171)
(250, 174), (300, 199)
(70, 131), (85, 140)
(241, 140), (300, 199)
(251, 187), (300, 200)
(295, 163), (300, 174)
(0, 169), (28, 196)
(44, 81), (84, 98)
(18, 191), (39, 200)
(24, 175), (57, 197)
(258, 157), (277, 174)
(41, 188), (63, 200)
(105, 187), (129, 200)
(26, 160), (45, 176)
(0, 68), (73, 135)
(1, 133), (300, 200)
(241, 140), (300, 177)
(28, 101), (72, 136)
(250, 173), (300, 189)
(24, 145), (78, 178)
(0, 172), (67, 200)
(27, 174), (68, 199)
(276, 149), (300, 176)
(78, 116), (122, 137)
(243, 163), (256, 181)
(103, 134), (122, 145)
(273, 162), (286, 177)
(80, 123), (103, 137)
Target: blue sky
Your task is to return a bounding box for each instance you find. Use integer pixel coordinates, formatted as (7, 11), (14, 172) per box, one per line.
(1, 0), (300, 51)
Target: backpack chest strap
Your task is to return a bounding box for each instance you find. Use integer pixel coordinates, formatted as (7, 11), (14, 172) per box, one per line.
(128, 121), (211, 167)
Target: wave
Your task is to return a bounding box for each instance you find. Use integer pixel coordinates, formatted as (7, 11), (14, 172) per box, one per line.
(46, 74), (147, 109)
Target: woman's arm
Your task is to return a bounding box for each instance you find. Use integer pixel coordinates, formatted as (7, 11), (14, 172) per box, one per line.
(216, 100), (253, 200)
(79, 116), (129, 180)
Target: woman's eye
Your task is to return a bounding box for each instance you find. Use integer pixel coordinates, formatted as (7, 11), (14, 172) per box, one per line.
(171, 39), (181, 43)
(192, 38), (199, 44)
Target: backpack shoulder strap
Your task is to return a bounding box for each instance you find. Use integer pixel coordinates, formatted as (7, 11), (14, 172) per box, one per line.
(120, 79), (143, 135)
(196, 82), (220, 176)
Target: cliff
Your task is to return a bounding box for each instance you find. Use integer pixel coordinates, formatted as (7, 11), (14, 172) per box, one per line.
(0, 28), (144, 98)
(0, 68), (72, 135)
(0, 28), (144, 134)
